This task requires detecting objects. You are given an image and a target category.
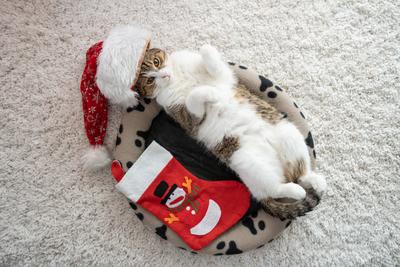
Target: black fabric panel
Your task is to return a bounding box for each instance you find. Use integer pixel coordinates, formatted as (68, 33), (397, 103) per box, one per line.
(145, 111), (240, 181)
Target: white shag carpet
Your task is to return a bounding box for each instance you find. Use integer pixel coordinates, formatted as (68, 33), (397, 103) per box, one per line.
(1, 0), (399, 266)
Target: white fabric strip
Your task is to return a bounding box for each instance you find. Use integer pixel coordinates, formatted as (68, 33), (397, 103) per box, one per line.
(116, 141), (173, 202)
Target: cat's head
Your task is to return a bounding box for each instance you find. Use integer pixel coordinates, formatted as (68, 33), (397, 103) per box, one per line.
(135, 48), (168, 98)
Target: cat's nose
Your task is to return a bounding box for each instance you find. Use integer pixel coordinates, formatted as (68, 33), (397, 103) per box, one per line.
(160, 73), (170, 79)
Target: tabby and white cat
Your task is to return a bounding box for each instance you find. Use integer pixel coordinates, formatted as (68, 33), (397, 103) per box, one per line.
(136, 46), (327, 219)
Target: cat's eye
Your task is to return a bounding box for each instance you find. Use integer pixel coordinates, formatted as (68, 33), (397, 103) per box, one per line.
(147, 77), (155, 84)
(153, 58), (160, 67)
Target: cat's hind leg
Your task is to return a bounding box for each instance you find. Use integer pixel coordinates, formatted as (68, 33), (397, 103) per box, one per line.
(298, 172), (327, 196)
(273, 183), (307, 200)
(229, 140), (306, 201)
(272, 121), (327, 196)
(185, 86), (219, 119)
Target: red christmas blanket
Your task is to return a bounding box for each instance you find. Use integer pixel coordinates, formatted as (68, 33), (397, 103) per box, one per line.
(114, 142), (251, 250)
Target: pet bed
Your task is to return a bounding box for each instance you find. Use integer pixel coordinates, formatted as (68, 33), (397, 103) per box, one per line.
(112, 64), (318, 255)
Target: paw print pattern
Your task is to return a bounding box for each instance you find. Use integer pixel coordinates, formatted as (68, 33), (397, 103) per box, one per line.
(214, 240), (243, 255)
(225, 241), (243, 254)
(267, 91), (277, 98)
(116, 136), (121, 146)
(116, 127), (151, 169)
(241, 209), (267, 236)
(305, 132), (315, 149)
(128, 201), (144, 221)
(155, 224), (168, 240)
(134, 139), (142, 147)
(135, 129), (150, 149)
(259, 75), (273, 92)
(129, 201), (172, 242)
(135, 213), (144, 221)
(126, 161), (133, 169)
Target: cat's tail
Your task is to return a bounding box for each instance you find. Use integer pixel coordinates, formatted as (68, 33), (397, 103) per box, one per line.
(261, 171), (327, 220)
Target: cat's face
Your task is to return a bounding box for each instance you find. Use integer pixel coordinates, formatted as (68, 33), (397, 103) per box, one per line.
(135, 48), (167, 98)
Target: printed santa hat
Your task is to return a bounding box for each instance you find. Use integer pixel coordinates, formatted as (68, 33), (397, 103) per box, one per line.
(80, 25), (151, 171)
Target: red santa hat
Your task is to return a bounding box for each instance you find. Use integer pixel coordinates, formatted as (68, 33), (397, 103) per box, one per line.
(80, 25), (151, 171)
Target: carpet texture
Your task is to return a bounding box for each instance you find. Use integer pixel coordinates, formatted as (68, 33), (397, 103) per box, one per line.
(1, 0), (399, 266)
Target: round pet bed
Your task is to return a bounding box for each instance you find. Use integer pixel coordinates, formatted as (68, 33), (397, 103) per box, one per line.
(113, 64), (317, 255)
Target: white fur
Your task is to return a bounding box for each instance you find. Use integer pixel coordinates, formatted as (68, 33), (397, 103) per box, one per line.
(299, 172), (327, 196)
(82, 145), (111, 171)
(96, 25), (150, 108)
(151, 45), (326, 201)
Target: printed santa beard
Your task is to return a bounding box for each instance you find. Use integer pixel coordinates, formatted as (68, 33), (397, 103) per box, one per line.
(115, 142), (251, 250)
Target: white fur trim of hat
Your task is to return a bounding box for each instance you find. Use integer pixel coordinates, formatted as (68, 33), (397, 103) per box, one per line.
(96, 25), (151, 108)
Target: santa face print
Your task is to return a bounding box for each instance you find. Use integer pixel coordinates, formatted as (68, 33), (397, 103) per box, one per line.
(164, 186), (186, 209)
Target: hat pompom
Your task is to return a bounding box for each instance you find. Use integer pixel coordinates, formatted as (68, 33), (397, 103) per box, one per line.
(82, 145), (112, 171)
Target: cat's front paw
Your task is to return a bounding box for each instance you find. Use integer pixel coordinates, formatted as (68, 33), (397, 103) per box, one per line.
(200, 44), (220, 59)
(200, 44), (224, 75)
(186, 101), (205, 119)
(186, 91), (206, 118)
(186, 86), (218, 118)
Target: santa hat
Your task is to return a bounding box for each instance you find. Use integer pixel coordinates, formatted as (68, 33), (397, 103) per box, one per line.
(80, 25), (151, 171)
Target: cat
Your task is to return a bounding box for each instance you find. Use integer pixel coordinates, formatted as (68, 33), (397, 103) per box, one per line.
(136, 46), (327, 219)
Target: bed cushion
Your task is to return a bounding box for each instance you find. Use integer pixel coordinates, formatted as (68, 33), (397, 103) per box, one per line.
(113, 64), (317, 254)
